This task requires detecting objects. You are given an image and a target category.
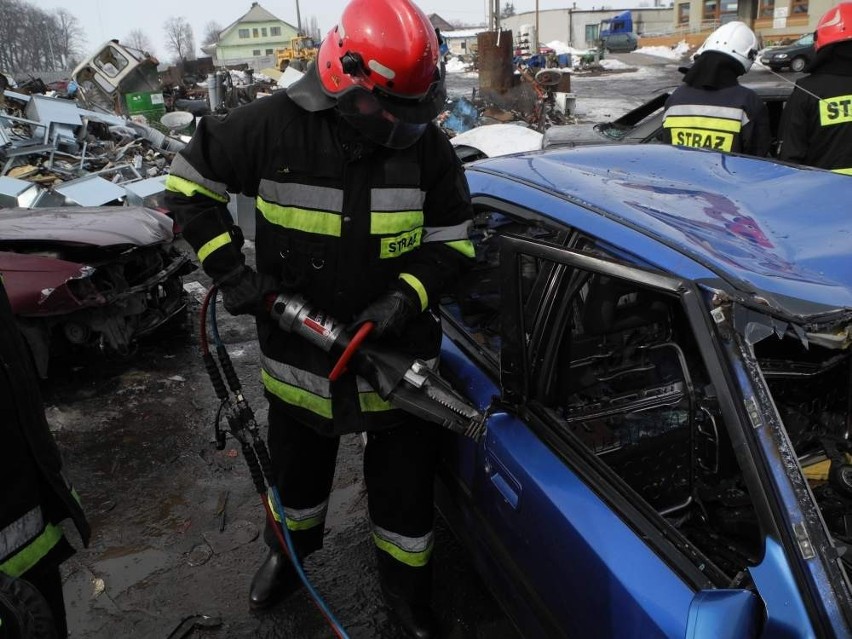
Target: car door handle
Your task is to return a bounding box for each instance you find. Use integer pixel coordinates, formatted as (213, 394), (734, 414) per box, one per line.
(484, 456), (521, 510)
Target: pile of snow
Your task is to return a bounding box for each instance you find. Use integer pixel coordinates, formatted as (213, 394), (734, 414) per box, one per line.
(599, 58), (633, 70)
(445, 57), (470, 73)
(637, 40), (691, 60)
(545, 40), (594, 58)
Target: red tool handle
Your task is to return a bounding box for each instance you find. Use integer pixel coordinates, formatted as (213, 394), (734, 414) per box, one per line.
(264, 292), (278, 313)
(328, 322), (374, 381)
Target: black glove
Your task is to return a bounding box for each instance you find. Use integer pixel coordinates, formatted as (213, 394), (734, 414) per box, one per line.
(216, 265), (278, 316)
(351, 285), (421, 339)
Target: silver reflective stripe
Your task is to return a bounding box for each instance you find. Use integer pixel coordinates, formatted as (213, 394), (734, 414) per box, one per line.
(284, 501), (328, 524)
(422, 220), (472, 243)
(372, 523), (433, 553)
(370, 188), (425, 211)
(259, 180), (344, 212)
(0, 507), (42, 561)
(355, 356), (439, 393)
(664, 104), (750, 126)
(170, 155), (229, 197)
(262, 355), (331, 397)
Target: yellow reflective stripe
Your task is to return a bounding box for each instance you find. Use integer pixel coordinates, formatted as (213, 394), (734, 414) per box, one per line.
(197, 231), (232, 263)
(832, 168), (852, 175)
(165, 174), (228, 203)
(445, 239), (475, 258)
(819, 94), (852, 126)
(662, 115), (742, 132)
(370, 211), (424, 234)
(399, 273), (428, 311)
(0, 523), (63, 578)
(266, 494), (282, 521)
(379, 228), (422, 259)
(359, 391), (394, 412)
(262, 370), (333, 418)
(257, 198), (341, 237)
(373, 532), (433, 568)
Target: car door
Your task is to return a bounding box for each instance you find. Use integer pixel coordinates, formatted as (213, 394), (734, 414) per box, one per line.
(438, 207), (764, 638)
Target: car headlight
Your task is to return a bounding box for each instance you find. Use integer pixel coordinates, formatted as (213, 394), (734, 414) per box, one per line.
(775, 53), (789, 59)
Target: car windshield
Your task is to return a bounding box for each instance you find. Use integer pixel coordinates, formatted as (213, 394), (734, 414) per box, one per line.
(754, 322), (852, 567)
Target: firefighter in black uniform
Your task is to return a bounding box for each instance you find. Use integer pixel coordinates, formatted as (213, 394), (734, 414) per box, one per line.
(163, 0), (474, 636)
(0, 277), (90, 638)
(663, 21), (771, 157)
(779, 3), (852, 175)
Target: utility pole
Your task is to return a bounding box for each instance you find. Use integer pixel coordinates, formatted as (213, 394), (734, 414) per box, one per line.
(535, 0), (540, 54)
(295, 0), (302, 34)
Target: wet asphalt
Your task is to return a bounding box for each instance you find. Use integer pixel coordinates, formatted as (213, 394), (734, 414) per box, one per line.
(48, 52), (792, 639)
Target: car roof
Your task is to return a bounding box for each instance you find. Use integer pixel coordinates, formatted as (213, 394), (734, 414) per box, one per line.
(465, 144), (852, 320)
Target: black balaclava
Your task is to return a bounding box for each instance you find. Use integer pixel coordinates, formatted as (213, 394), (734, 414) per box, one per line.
(806, 40), (852, 75)
(679, 50), (745, 90)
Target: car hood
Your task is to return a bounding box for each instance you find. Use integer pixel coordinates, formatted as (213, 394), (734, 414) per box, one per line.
(467, 145), (852, 321)
(0, 206), (174, 247)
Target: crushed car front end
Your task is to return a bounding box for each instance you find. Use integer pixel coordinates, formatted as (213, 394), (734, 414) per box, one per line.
(0, 206), (194, 376)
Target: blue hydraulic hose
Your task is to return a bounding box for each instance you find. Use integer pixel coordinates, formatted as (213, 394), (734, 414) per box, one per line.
(206, 294), (350, 639)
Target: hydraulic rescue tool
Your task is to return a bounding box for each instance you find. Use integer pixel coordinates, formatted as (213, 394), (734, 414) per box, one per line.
(200, 286), (486, 638)
(266, 291), (487, 442)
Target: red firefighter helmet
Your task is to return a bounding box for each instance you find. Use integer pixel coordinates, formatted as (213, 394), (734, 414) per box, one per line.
(815, 2), (852, 51)
(317, 0), (446, 125)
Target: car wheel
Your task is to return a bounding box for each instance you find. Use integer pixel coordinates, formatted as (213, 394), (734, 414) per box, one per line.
(790, 57), (807, 72)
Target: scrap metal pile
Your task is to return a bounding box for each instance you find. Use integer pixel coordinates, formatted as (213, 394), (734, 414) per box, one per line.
(0, 83), (196, 377)
(0, 89), (185, 209)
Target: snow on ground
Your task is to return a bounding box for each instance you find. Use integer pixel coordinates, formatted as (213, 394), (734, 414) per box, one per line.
(637, 41), (692, 60)
(445, 57), (470, 73)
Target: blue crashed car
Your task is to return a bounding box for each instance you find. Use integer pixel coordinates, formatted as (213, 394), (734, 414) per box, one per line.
(436, 144), (852, 639)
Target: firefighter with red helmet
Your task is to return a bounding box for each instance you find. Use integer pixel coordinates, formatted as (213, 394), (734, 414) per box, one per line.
(164, 0), (473, 636)
(779, 3), (852, 174)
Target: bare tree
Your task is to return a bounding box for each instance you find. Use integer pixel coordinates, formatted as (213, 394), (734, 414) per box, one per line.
(202, 21), (222, 47)
(0, 0), (87, 73)
(54, 9), (86, 69)
(163, 16), (195, 63)
(307, 16), (321, 41)
(124, 29), (155, 56)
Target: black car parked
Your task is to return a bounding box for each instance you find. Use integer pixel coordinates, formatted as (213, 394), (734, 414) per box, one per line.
(759, 33), (816, 72)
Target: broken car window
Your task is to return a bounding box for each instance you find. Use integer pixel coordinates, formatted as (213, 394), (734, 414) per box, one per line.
(538, 265), (762, 582)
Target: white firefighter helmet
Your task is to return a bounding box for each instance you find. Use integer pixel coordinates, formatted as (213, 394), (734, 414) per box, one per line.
(694, 21), (759, 72)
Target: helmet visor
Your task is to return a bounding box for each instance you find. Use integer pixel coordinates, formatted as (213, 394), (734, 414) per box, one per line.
(337, 90), (429, 149)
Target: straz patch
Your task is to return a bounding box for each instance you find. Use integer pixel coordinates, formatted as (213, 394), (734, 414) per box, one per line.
(820, 94), (852, 126)
(380, 228), (422, 258)
(671, 129), (734, 152)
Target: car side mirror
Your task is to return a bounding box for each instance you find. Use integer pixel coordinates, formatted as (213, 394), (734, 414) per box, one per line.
(686, 590), (761, 639)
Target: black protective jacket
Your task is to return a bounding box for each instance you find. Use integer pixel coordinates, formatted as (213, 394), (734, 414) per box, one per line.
(165, 91), (474, 435)
(0, 279), (89, 579)
(779, 47), (852, 174)
(663, 52), (771, 157)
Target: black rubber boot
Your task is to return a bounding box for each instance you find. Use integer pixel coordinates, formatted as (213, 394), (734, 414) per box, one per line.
(381, 586), (438, 639)
(248, 549), (302, 611)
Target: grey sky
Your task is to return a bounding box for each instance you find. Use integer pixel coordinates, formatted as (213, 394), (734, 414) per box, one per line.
(36, 0), (634, 62)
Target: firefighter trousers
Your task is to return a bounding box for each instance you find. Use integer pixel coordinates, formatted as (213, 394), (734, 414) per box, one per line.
(263, 399), (441, 604)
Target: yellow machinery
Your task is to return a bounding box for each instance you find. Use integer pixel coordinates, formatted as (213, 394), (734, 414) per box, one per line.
(276, 36), (318, 72)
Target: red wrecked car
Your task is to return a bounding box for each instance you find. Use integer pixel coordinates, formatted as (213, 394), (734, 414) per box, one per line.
(0, 206), (194, 376)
